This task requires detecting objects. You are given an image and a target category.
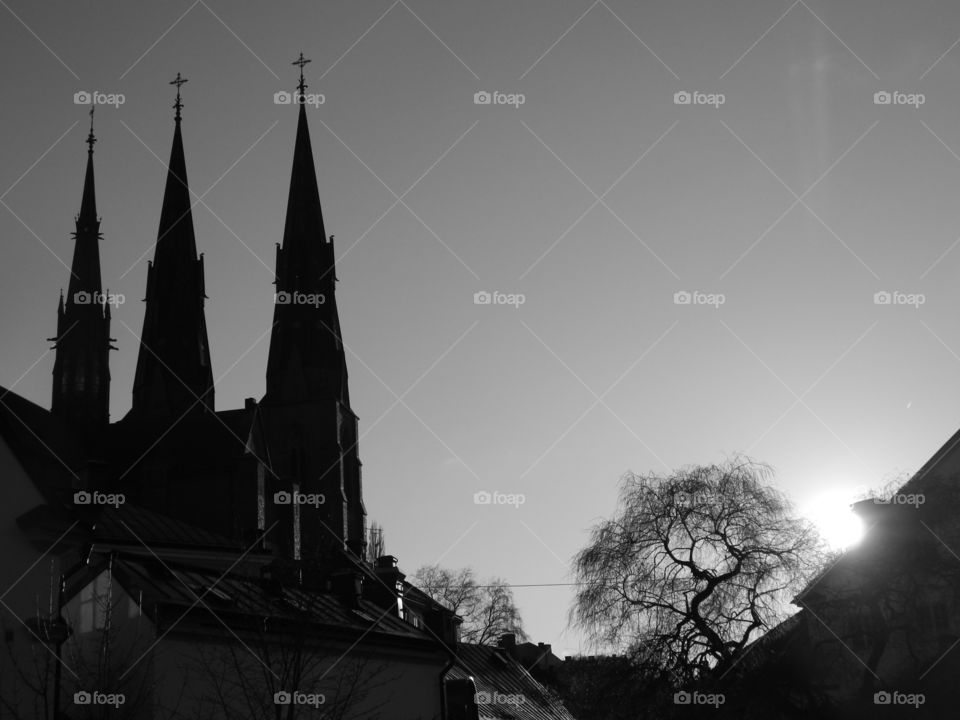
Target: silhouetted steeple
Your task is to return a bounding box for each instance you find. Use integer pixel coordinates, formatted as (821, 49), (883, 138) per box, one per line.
(130, 75), (214, 419)
(260, 55), (365, 563)
(264, 56), (348, 406)
(50, 109), (114, 427)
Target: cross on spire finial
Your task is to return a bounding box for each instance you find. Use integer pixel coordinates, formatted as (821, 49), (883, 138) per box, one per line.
(293, 52), (311, 99)
(86, 107), (96, 154)
(170, 72), (188, 120)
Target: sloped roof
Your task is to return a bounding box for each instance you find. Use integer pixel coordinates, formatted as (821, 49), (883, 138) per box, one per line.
(0, 387), (83, 502)
(447, 644), (578, 720)
(109, 555), (430, 645)
(90, 503), (243, 550)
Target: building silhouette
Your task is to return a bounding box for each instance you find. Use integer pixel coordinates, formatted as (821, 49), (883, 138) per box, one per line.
(0, 61), (576, 720)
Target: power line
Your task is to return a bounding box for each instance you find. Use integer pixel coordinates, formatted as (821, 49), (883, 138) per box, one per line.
(418, 582), (592, 589)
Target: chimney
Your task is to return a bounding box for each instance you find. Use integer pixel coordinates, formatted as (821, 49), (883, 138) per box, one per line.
(244, 397), (257, 410)
(498, 633), (517, 657)
(369, 555), (405, 617)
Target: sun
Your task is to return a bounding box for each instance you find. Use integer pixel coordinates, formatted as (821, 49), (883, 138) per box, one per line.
(802, 488), (865, 550)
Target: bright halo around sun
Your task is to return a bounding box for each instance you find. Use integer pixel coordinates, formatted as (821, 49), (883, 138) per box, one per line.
(802, 488), (865, 550)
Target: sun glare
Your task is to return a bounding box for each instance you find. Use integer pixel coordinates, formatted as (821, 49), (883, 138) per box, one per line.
(803, 488), (865, 550)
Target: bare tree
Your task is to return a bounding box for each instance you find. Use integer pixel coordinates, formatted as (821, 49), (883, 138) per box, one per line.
(571, 457), (824, 680)
(188, 608), (397, 719)
(1, 560), (170, 720)
(412, 565), (527, 645)
(364, 521), (385, 565)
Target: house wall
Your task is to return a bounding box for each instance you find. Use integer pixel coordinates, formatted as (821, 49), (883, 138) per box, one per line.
(0, 435), (65, 719)
(152, 632), (447, 719)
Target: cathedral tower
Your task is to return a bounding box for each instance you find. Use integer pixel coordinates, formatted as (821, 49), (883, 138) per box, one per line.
(261, 55), (366, 561)
(50, 110), (114, 428)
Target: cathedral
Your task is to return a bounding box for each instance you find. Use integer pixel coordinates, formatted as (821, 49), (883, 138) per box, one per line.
(48, 65), (366, 564)
(0, 59), (578, 720)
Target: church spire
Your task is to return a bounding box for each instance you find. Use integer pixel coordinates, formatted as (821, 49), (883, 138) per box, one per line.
(261, 54), (366, 562)
(264, 53), (348, 406)
(50, 108), (114, 427)
(79, 108), (97, 227)
(130, 75), (214, 419)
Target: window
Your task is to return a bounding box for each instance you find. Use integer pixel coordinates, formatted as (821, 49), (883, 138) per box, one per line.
(74, 357), (85, 393)
(293, 482), (301, 561)
(257, 463), (266, 531)
(79, 572), (110, 633)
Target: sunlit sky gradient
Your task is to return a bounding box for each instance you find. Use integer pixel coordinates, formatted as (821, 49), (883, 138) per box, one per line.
(5, 0), (960, 656)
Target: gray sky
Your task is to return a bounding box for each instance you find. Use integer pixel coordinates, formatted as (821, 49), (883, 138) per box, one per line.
(4, 0), (960, 656)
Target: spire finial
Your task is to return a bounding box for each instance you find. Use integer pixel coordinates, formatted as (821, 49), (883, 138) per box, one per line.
(293, 52), (311, 99)
(170, 72), (188, 121)
(86, 107), (96, 154)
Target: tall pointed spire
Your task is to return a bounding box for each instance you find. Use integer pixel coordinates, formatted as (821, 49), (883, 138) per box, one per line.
(130, 74), (214, 419)
(51, 108), (114, 428)
(78, 108), (97, 229)
(265, 53), (347, 406)
(261, 54), (365, 562)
